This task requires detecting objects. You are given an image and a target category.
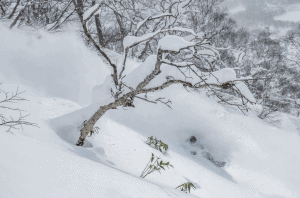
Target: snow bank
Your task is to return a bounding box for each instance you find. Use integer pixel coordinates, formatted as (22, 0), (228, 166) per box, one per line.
(1, 25), (300, 198)
(0, 132), (198, 198)
(0, 25), (110, 106)
(107, 86), (239, 164)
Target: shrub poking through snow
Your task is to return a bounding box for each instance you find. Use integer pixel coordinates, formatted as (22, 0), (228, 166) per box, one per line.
(176, 182), (196, 193)
(0, 83), (38, 132)
(89, 126), (100, 137)
(145, 136), (168, 153)
(140, 153), (173, 178)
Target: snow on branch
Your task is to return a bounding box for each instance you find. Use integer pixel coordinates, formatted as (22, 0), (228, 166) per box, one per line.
(158, 35), (196, 52)
(124, 28), (201, 50)
(201, 69), (256, 104)
(234, 82), (256, 103)
(178, 0), (192, 9)
(83, 3), (102, 22)
(124, 30), (161, 50)
(197, 50), (215, 56)
(169, 27), (197, 36)
(161, 59), (194, 67)
(205, 68), (236, 84)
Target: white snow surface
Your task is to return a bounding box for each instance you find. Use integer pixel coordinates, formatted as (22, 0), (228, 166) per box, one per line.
(0, 25), (110, 106)
(1, 26), (300, 198)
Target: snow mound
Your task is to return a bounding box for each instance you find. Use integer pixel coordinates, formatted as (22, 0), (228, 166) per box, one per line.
(0, 25), (110, 106)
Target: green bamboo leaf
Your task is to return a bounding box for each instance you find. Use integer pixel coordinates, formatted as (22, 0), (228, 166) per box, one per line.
(190, 183), (196, 189)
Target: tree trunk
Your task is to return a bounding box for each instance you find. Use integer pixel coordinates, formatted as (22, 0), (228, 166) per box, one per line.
(76, 99), (126, 146)
(8, 0), (21, 19)
(76, 0), (84, 22)
(91, 0), (105, 47)
(76, 106), (108, 146)
(95, 14), (105, 47)
(9, 8), (24, 29)
(138, 41), (150, 60)
(114, 11), (126, 51)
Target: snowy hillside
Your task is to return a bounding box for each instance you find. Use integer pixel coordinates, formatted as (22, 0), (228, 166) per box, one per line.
(1, 26), (300, 198)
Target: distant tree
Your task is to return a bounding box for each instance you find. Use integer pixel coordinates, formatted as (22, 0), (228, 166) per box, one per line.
(0, 0), (76, 30)
(233, 28), (300, 120)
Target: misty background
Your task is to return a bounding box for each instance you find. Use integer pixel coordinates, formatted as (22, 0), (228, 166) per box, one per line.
(220, 0), (300, 36)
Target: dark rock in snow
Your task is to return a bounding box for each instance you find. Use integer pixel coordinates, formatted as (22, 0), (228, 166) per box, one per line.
(190, 136), (197, 144)
(214, 161), (226, 168)
(191, 151), (197, 155)
(205, 152), (226, 167)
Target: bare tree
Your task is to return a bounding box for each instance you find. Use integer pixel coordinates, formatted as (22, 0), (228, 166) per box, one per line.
(73, 0), (256, 146)
(0, 83), (38, 132)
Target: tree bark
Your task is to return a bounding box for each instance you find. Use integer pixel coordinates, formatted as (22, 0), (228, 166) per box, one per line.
(8, 0), (21, 19)
(76, 98), (127, 146)
(114, 10), (126, 51)
(9, 8), (24, 29)
(75, 0), (84, 22)
(91, 0), (105, 47)
(76, 105), (110, 146)
(138, 41), (150, 60)
(95, 14), (106, 47)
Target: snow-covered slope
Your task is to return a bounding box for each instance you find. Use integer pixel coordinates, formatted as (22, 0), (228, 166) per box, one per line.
(1, 26), (300, 198)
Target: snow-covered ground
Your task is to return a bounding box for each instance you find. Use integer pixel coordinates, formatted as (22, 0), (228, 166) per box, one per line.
(1, 26), (300, 198)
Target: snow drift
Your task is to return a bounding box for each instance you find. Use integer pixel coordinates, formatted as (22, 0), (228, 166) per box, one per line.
(1, 25), (300, 198)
